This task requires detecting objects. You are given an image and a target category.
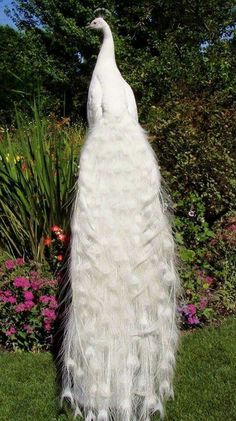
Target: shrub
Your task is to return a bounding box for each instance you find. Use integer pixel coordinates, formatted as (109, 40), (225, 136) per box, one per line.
(149, 95), (236, 222)
(0, 257), (58, 350)
(174, 197), (236, 328)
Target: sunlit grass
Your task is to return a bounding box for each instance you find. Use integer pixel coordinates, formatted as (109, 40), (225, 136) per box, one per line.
(0, 317), (235, 420)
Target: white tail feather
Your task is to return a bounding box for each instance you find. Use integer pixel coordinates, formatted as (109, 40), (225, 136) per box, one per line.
(61, 115), (181, 420)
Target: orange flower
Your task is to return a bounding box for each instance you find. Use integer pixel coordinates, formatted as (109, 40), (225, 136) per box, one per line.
(57, 255), (63, 262)
(44, 237), (52, 247)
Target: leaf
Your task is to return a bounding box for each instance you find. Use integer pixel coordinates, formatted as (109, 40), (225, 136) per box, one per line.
(179, 247), (196, 262)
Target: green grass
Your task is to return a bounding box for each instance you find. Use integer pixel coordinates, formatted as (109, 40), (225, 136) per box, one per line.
(0, 317), (235, 421)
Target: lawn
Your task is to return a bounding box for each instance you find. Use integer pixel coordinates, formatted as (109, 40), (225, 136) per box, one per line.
(0, 317), (235, 421)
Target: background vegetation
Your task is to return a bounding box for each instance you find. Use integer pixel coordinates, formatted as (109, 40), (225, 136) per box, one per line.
(0, 1), (235, 349)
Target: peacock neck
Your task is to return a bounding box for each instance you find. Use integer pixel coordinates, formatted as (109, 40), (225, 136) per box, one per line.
(97, 24), (115, 64)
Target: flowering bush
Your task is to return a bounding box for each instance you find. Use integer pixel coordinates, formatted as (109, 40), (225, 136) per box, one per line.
(0, 257), (58, 350)
(175, 203), (236, 329)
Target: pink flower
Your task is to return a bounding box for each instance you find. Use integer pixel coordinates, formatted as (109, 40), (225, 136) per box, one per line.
(31, 280), (41, 290)
(15, 258), (24, 266)
(7, 296), (17, 304)
(5, 260), (15, 270)
(40, 295), (58, 308)
(205, 276), (213, 285)
(39, 295), (51, 304)
(24, 301), (35, 310)
(5, 327), (16, 336)
(4, 290), (12, 297)
(23, 291), (34, 301)
(227, 224), (236, 231)
(41, 308), (56, 321)
(15, 303), (26, 312)
(44, 321), (52, 332)
(48, 296), (58, 309)
(200, 297), (208, 309)
(188, 315), (200, 325)
(23, 324), (34, 334)
(187, 304), (197, 315)
(29, 270), (38, 278)
(13, 277), (30, 289)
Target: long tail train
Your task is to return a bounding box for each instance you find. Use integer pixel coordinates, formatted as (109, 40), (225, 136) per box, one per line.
(60, 114), (182, 420)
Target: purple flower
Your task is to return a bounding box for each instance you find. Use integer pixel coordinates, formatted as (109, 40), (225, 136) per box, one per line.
(187, 304), (197, 315)
(188, 315), (200, 325)
(5, 260), (15, 270)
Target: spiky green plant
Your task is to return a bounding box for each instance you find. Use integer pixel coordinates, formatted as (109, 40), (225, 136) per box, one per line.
(0, 103), (84, 262)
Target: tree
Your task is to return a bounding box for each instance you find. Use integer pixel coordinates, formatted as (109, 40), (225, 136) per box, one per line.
(6, 0), (235, 120)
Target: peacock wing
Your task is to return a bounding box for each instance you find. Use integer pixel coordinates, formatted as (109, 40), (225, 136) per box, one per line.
(87, 74), (103, 127)
(123, 79), (138, 122)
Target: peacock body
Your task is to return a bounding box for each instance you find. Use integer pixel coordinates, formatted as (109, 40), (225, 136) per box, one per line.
(61, 17), (181, 421)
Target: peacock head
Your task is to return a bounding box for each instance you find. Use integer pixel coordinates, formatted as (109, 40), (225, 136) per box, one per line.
(87, 17), (106, 30)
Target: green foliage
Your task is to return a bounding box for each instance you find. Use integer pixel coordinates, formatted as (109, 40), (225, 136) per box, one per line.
(150, 96), (236, 221)
(0, 104), (83, 261)
(0, 26), (62, 123)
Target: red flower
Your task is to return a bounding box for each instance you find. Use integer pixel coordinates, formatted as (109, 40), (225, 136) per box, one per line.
(44, 237), (52, 246)
(57, 255), (63, 262)
(57, 233), (66, 242)
(51, 225), (62, 233)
